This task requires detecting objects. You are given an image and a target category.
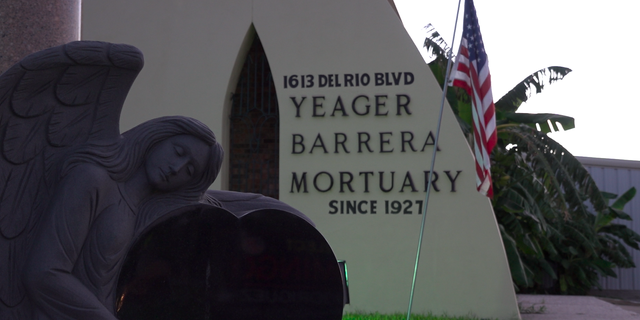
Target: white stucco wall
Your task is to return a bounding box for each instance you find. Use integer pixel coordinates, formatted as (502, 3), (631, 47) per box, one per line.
(82, 1), (520, 318)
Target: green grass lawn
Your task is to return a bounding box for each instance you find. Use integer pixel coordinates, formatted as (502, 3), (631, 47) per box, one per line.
(343, 313), (490, 320)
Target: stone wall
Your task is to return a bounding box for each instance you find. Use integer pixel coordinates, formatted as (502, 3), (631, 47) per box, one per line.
(0, 0), (80, 73)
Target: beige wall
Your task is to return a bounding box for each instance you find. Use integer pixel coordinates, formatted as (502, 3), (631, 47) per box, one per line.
(82, 1), (520, 318)
(82, 0), (255, 190)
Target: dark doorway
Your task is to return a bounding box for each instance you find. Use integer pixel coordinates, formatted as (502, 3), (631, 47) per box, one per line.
(229, 34), (279, 199)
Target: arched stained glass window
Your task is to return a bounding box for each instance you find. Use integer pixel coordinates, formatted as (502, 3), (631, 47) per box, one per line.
(229, 35), (279, 199)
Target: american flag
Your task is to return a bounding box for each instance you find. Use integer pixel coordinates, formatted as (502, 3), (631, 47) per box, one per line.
(450, 0), (497, 198)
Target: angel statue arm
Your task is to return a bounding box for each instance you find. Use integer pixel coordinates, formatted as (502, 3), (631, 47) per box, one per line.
(23, 165), (122, 320)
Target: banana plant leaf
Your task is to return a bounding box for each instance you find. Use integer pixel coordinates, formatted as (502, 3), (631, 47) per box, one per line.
(500, 125), (609, 217)
(503, 113), (575, 133)
(496, 66), (572, 113)
(611, 187), (637, 210)
(500, 225), (531, 287)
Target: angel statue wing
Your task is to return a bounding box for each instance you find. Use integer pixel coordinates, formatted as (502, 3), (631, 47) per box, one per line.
(0, 41), (143, 319)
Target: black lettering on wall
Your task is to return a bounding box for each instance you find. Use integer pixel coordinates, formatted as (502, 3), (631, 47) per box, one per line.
(379, 132), (393, 153)
(421, 131), (441, 151)
(329, 200), (338, 214)
(292, 134), (305, 154)
(445, 170), (462, 192)
(361, 74), (370, 86)
(339, 172), (355, 193)
(424, 171), (440, 192)
(331, 96), (348, 116)
(358, 132), (373, 153)
(352, 95), (370, 116)
(391, 72), (402, 85)
(290, 96), (306, 117)
(358, 200), (368, 214)
(374, 95), (388, 116)
(359, 171), (374, 192)
(374, 73), (384, 86)
(404, 72), (414, 85)
(290, 172), (308, 193)
(310, 134), (328, 154)
(313, 171), (334, 192)
(312, 96), (325, 117)
(318, 75), (328, 87)
(334, 133), (349, 153)
(305, 74), (314, 87)
(400, 171), (417, 192)
(379, 171), (395, 192)
(401, 131), (416, 152)
(396, 94), (411, 115)
(344, 74), (354, 87)
(346, 200), (357, 214)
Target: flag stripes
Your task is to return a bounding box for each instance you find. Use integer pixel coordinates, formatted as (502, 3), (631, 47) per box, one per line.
(450, 0), (496, 197)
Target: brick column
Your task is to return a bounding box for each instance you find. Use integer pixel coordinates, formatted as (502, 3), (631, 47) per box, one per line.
(0, 0), (80, 73)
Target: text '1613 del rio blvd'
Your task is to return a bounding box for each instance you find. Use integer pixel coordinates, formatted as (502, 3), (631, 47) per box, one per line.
(283, 72), (414, 88)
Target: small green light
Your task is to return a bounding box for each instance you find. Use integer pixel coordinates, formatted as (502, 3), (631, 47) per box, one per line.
(338, 260), (350, 304)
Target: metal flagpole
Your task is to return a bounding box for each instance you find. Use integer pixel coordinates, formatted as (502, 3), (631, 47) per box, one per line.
(406, 0), (463, 319)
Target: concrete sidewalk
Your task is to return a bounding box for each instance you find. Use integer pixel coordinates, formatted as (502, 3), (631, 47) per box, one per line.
(518, 294), (640, 320)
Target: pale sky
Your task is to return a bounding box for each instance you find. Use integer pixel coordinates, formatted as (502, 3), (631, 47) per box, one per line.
(393, 0), (639, 161)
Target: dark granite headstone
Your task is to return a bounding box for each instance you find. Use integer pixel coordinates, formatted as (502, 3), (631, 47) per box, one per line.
(116, 204), (344, 320)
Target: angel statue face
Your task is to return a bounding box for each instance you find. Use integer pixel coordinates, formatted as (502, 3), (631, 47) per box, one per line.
(145, 135), (211, 192)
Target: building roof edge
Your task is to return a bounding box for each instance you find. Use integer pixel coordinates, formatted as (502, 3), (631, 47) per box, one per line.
(577, 156), (640, 169)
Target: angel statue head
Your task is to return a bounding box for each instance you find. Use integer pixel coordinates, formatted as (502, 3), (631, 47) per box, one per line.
(63, 116), (224, 202)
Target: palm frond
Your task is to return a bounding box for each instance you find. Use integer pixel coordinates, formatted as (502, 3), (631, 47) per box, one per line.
(423, 23), (451, 61)
(503, 113), (575, 133)
(495, 66), (572, 113)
